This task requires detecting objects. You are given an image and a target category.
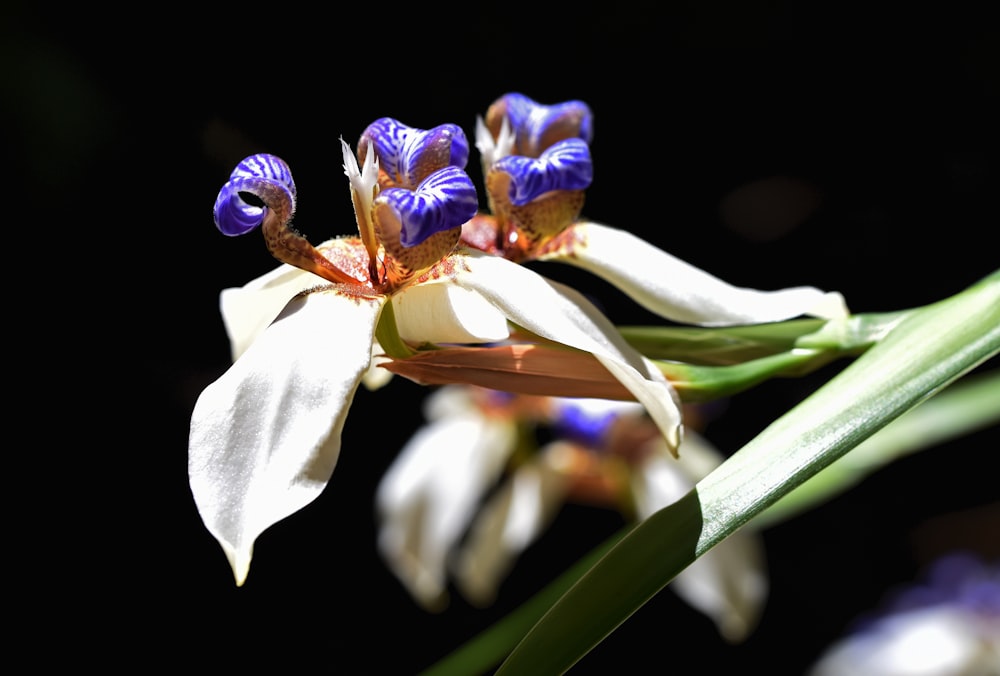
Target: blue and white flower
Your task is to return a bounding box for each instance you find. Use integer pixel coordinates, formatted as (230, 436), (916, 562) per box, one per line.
(376, 386), (768, 641)
(190, 118), (681, 586)
(191, 94), (849, 587)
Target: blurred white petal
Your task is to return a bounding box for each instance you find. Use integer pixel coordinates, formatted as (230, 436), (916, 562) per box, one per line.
(633, 432), (768, 642)
(453, 449), (570, 606)
(540, 221), (848, 325)
(376, 389), (518, 610)
(189, 289), (385, 585)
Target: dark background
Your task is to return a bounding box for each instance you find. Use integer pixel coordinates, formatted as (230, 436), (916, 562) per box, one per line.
(8, 3), (997, 673)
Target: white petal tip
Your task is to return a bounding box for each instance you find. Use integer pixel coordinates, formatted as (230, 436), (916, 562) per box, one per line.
(809, 291), (850, 320)
(223, 544), (252, 587)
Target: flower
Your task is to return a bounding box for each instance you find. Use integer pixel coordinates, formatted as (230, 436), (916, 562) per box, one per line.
(191, 93), (850, 587)
(190, 116), (681, 586)
(465, 92), (848, 324)
(376, 385), (768, 641)
(474, 92), (595, 259)
(808, 552), (1000, 675)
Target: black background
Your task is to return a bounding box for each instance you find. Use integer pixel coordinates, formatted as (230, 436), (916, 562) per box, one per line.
(8, 3), (997, 673)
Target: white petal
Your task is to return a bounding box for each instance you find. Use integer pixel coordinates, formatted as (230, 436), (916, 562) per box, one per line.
(633, 432), (768, 642)
(391, 281), (511, 345)
(219, 263), (327, 361)
(452, 249), (682, 451)
(539, 221), (849, 325)
(189, 289), (386, 585)
(375, 404), (517, 610)
(453, 450), (569, 606)
(362, 339), (394, 390)
(672, 527), (768, 642)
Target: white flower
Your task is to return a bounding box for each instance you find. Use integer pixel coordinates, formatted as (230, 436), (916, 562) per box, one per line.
(376, 387), (769, 641)
(192, 98), (849, 588)
(191, 137), (680, 586)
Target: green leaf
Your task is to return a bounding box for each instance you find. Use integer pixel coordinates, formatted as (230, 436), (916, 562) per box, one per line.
(494, 270), (1000, 675)
(753, 364), (1000, 528)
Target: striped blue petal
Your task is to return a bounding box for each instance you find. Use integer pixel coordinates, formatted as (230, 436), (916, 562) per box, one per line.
(379, 166), (479, 247)
(361, 118), (470, 188)
(213, 154), (296, 236)
(493, 138), (593, 206)
(492, 93), (594, 156)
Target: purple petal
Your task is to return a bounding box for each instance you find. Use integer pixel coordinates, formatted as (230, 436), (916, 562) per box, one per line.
(213, 154), (296, 237)
(379, 166), (479, 247)
(361, 118), (470, 188)
(493, 92), (594, 155)
(552, 402), (618, 448)
(493, 138), (593, 205)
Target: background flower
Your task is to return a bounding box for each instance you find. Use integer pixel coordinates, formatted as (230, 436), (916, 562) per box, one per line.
(377, 386), (769, 641)
(808, 553), (1000, 675)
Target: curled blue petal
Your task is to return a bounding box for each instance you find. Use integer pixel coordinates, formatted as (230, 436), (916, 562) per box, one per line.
(213, 154), (296, 236)
(492, 92), (594, 156)
(380, 166), (479, 247)
(361, 118), (469, 189)
(493, 138), (593, 205)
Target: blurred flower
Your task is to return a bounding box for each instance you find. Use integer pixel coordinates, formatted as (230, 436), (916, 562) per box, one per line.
(376, 385), (768, 641)
(808, 552), (1000, 675)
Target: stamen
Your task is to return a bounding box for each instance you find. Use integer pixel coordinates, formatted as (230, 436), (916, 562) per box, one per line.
(341, 138), (382, 284)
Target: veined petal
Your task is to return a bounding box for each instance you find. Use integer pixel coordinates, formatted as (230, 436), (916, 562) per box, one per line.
(451, 249), (683, 453)
(493, 138), (593, 205)
(189, 289), (387, 585)
(486, 92), (594, 158)
(632, 432), (768, 642)
(537, 221), (849, 325)
(361, 118), (470, 188)
(376, 390), (518, 610)
(213, 154), (296, 236)
(452, 452), (570, 607)
(391, 281), (510, 345)
(219, 263), (327, 361)
(377, 166), (479, 247)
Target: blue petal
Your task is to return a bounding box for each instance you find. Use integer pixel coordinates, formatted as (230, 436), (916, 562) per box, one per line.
(552, 403), (617, 448)
(380, 166), (479, 247)
(493, 92), (594, 154)
(213, 154), (296, 237)
(493, 138), (593, 205)
(361, 119), (470, 188)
